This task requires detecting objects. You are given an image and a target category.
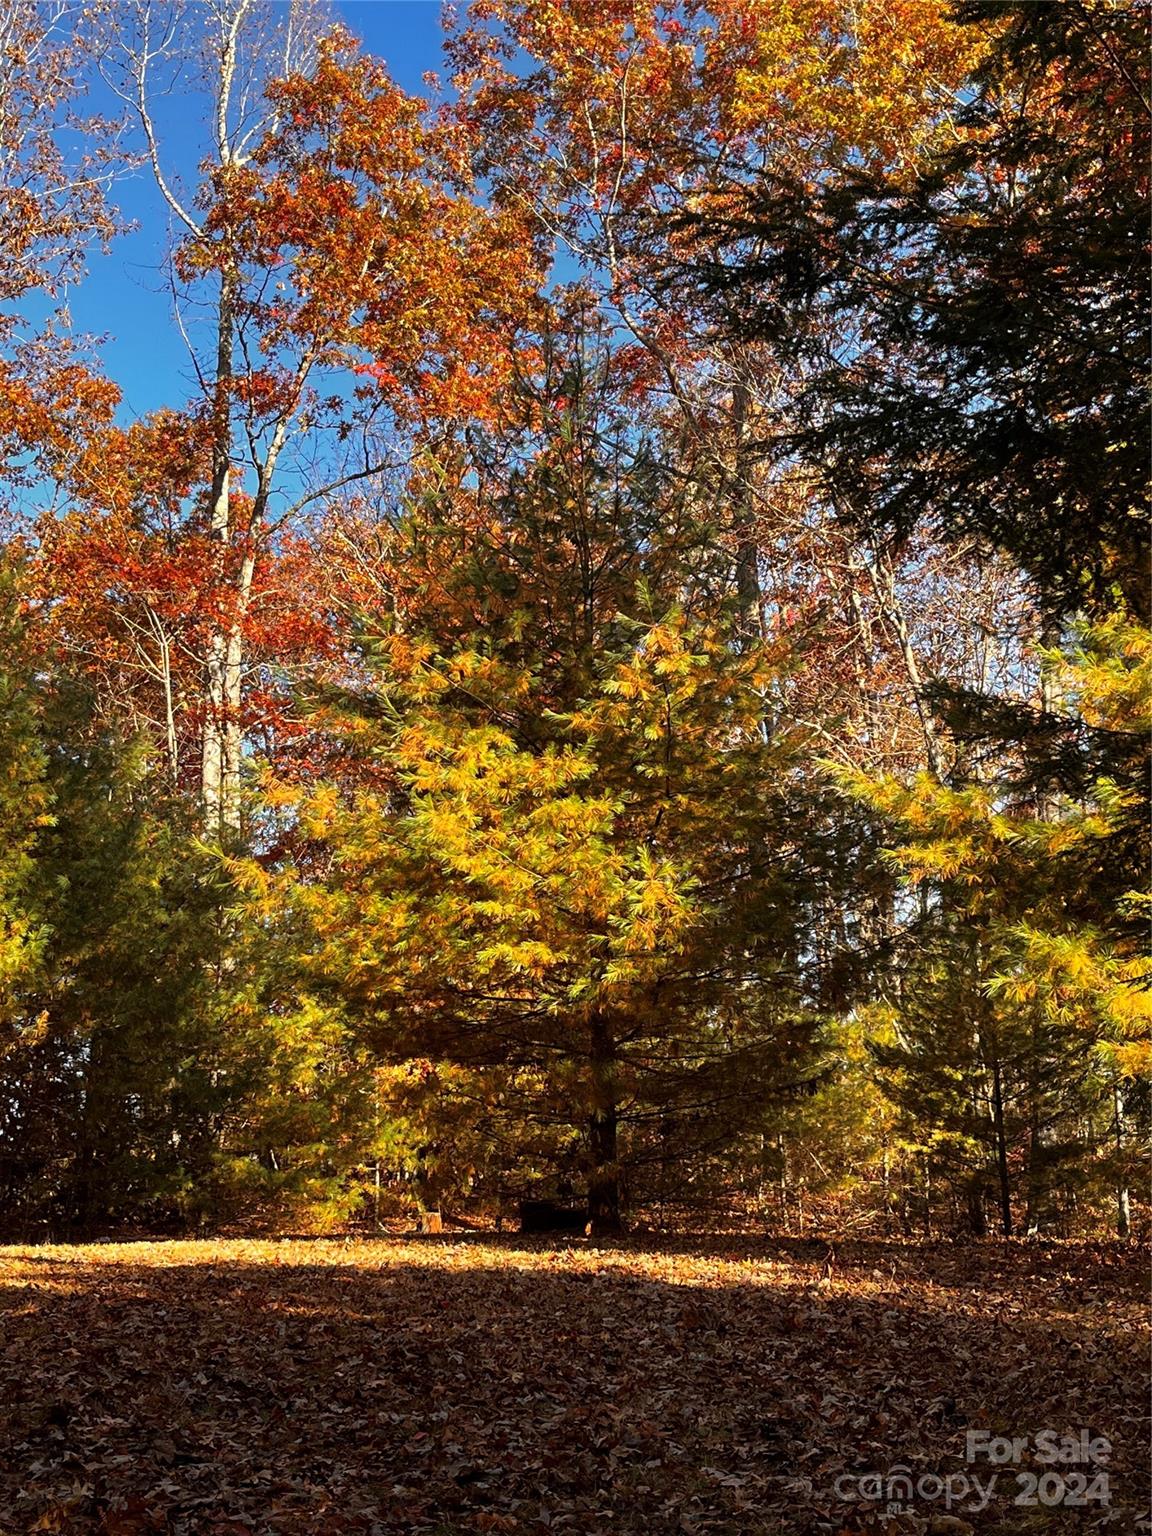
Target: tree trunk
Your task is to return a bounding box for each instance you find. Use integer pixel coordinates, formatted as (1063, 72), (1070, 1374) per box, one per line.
(729, 379), (762, 650)
(202, 261), (239, 838)
(219, 549), (254, 838)
(587, 1015), (623, 1236)
(991, 1058), (1013, 1237)
(1113, 1083), (1131, 1239)
(965, 1174), (988, 1237)
(866, 545), (945, 778)
(1023, 1103), (1044, 1236)
(1116, 1182), (1131, 1240)
(777, 1132), (790, 1232)
(414, 1146), (442, 1234)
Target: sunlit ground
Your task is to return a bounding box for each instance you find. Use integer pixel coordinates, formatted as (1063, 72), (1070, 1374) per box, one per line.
(0, 1236), (1145, 1534)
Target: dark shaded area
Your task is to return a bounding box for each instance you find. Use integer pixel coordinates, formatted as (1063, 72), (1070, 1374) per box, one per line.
(518, 1200), (588, 1235)
(0, 1237), (1145, 1535)
(667, 1), (1150, 620)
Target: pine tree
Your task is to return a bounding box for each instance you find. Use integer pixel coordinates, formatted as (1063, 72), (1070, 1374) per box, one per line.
(674, 0), (1149, 619)
(298, 606), (835, 1233)
(0, 559), (55, 1218)
(283, 348), (874, 1233)
(841, 619), (1151, 1235)
(0, 579), (381, 1233)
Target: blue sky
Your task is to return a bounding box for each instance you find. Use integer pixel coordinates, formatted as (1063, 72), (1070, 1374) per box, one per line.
(64, 2), (450, 424)
(339, 0), (446, 69)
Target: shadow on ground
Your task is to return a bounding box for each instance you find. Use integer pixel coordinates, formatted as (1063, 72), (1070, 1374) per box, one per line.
(0, 1236), (1145, 1536)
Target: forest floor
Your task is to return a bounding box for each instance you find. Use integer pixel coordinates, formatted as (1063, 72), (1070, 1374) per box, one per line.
(0, 1235), (1146, 1536)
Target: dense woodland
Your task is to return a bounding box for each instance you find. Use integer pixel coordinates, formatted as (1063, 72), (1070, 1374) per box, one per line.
(0, 0), (1147, 1241)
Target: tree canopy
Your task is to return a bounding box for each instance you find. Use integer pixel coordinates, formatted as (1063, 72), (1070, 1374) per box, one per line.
(0, 0), (1145, 1240)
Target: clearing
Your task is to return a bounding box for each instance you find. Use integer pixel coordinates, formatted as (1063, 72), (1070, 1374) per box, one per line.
(0, 1236), (1146, 1535)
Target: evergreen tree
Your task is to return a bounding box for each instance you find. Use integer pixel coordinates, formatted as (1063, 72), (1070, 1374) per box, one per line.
(284, 351), (879, 1233)
(842, 619), (1151, 1235)
(674, 0), (1149, 618)
(0, 561), (51, 1020)
(0, 584), (381, 1233)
